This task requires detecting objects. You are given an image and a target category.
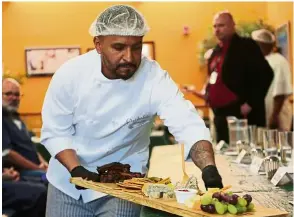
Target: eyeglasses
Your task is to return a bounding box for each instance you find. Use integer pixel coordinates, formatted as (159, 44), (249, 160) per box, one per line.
(2, 92), (23, 97)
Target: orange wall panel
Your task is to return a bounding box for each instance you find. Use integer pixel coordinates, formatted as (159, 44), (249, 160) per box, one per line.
(3, 2), (290, 114)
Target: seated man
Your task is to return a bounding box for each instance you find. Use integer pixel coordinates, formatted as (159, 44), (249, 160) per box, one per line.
(2, 167), (47, 217)
(2, 78), (47, 177)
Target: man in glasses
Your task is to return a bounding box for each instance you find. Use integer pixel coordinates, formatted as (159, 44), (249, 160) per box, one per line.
(2, 78), (48, 179)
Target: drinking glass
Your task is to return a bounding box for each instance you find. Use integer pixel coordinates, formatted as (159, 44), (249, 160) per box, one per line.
(227, 117), (249, 153)
(279, 131), (293, 165)
(248, 125), (257, 147)
(263, 129), (278, 156)
(257, 127), (266, 150)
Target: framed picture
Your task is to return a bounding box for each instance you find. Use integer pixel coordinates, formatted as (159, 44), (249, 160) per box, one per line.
(86, 41), (156, 60)
(25, 47), (81, 76)
(275, 22), (290, 61)
(142, 41), (155, 60)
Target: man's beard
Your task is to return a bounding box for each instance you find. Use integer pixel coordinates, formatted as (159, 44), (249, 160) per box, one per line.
(3, 103), (19, 113)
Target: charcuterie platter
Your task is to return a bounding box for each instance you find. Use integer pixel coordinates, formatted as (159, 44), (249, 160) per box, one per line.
(70, 177), (288, 217)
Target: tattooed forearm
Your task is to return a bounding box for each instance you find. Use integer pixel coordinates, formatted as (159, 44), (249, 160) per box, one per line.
(190, 140), (215, 170)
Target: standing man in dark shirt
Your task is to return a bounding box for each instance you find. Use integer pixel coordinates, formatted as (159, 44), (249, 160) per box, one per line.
(2, 78), (48, 176)
(184, 11), (273, 143)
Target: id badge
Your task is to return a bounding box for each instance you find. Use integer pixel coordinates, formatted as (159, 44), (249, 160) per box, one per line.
(209, 71), (218, 84)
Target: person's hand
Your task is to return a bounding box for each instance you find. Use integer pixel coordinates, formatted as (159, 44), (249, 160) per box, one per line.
(180, 85), (189, 93)
(181, 85), (195, 94)
(39, 162), (48, 171)
(202, 165), (223, 189)
(240, 103), (252, 117)
(3, 167), (20, 182)
(70, 166), (100, 190)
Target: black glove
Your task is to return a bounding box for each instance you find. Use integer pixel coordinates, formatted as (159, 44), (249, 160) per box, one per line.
(202, 165), (223, 190)
(70, 166), (100, 190)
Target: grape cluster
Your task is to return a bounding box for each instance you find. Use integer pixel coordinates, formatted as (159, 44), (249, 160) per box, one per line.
(200, 192), (254, 215)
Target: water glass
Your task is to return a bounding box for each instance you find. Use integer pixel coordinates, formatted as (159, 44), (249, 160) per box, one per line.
(227, 118), (249, 153)
(263, 129), (278, 156)
(257, 127), (266, 150)
(248, 125), (257, 147)
(279, 131), (293, 164)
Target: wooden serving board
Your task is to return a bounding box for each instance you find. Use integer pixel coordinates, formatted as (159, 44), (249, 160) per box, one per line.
(70, 178), (288, 217)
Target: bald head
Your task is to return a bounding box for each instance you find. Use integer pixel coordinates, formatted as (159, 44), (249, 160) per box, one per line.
(2, 78), (21, 111)
(213, 11), (236, 42)
(3, 78), (20, 87)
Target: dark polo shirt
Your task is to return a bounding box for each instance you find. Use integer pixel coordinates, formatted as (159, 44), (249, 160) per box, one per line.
(2, 107), (40, 166)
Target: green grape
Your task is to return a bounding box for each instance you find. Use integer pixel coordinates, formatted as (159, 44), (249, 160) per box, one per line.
(236, 204), (244, 214)
(247, 203), (255, 211)
(226, 191), (233, 196)
(201, 194), (212, 205)
(228, 204), (238, 214)
(211, 198), (219, 205)
(222, 203), (228, 213)
(241, 206), (247, 212)
(215, 201), (226, 214)
(237, 197), (248, 207)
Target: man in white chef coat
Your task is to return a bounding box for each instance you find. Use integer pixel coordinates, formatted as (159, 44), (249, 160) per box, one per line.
(41, 4), (223, 217)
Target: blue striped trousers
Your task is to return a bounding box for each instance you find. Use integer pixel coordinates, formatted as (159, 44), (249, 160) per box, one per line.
(46, 184), (142, 217)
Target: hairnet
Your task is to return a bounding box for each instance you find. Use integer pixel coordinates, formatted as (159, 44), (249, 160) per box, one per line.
(251, 29), (275, 44)
(89, 5), (150, 37)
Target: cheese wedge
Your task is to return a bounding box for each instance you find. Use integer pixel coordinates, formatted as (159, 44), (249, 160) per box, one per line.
(142, 183), (175, 199)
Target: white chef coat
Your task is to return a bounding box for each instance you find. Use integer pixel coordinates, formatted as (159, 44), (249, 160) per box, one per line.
(41, 50), (211, 203)
(265, 52), (293, 130)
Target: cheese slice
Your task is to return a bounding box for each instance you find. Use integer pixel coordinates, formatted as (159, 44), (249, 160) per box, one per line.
(142, 183), (175, 199)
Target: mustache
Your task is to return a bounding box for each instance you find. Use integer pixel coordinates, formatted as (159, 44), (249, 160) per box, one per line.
(116, 63), (136, 69)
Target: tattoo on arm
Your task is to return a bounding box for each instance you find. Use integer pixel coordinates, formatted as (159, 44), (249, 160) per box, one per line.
(190, 140), (215, 170)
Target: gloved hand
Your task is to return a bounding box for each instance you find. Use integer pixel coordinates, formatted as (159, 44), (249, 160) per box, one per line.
(70, 166), (100, 190)
(202, 165), (223, 190)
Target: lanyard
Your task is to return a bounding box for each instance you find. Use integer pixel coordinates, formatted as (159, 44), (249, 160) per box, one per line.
(211, 55), (222, 73)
